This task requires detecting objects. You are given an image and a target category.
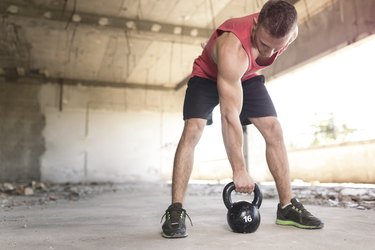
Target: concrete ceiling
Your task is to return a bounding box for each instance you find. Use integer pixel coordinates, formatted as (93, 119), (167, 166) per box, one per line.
(0, 0), (340, 90)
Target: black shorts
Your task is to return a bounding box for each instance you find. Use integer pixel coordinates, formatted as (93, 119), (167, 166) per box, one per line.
(183, 75), (277, 126)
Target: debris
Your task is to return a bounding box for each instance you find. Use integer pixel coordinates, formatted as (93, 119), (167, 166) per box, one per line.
(0, 181), (374, 210)
(32, 181), (48, 191)
(24, 187), (34, 196)
(340, 188), (368, 197)
(49, 195), (58, 201)
(328, 198), (339, 206)
(1, 183), (15, 193)
(0, 181), (118, 209)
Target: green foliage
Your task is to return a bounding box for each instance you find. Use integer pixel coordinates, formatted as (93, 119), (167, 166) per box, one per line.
(311, 113), (355, 146)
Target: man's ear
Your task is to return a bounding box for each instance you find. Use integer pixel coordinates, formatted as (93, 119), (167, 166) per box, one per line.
(289, 25), (299, 44)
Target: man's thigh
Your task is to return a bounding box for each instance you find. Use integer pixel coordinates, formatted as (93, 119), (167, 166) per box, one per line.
(240, 75), (277, 125)
(183, 76), (219, 125)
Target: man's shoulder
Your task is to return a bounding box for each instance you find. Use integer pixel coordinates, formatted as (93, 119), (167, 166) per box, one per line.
(216, 32), (243, 50)
(216, 33), (248, 66)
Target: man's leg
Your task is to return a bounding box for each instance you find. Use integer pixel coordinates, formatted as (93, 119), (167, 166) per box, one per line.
(250, 116), (324, 229)
(161, 118), (206, 238)
(250, 116), (292, 206)
(162, 76), (218, 238)
(172, 118), (207, 204)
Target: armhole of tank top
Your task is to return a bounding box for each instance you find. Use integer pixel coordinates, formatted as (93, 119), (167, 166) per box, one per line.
(216, 29), (226, 38)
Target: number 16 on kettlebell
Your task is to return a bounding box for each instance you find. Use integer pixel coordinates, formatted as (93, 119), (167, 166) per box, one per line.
(222, 182), (263, 233)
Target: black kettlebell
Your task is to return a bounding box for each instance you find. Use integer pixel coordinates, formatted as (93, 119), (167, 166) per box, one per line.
(222, 181), (263, 233)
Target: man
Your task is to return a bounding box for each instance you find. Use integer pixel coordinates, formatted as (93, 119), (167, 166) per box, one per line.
(161, 0), (324, 238)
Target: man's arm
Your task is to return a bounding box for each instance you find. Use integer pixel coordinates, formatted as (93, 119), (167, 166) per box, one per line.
(214, 32), (254, 193)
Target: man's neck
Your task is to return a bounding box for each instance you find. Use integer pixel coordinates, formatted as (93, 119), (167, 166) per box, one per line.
(251, 27), (260, 60)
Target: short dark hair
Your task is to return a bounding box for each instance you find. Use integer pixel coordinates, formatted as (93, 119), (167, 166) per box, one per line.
(258, 0), (298, 38)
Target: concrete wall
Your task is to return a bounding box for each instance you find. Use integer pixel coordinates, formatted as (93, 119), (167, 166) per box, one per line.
(288, 141), (375, 183)
(40, 81), (187, 183)
(0, 78), (186, 182)
(40, 108), (179, 183)
(247, 127), (375, 184)
(0, 81), (45, 182)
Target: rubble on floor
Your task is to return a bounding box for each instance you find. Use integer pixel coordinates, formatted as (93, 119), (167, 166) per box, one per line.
(286, 185), (375, 210)
(183, 182), (375, 210)
(1, 181), (375, 210)
(0, 181), (118, 209)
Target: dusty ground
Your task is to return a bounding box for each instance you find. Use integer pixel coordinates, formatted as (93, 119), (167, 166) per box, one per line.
(1, 181), (375, 250)
(1, 181), (375, 211)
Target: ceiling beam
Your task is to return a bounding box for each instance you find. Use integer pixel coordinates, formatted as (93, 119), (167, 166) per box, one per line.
(0, 67), (175, 91)
(0, 0), (211, 43)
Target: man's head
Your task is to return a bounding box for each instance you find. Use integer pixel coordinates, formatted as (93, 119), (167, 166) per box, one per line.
(258, 0), (298, 38)
(252, 0), (298, 57)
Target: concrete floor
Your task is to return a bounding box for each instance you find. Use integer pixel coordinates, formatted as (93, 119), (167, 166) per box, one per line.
(0, 184), (374, 250)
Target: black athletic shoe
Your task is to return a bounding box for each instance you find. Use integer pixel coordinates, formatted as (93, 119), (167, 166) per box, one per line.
(161, 203), (192, 238)
(276, 198), (324, 229)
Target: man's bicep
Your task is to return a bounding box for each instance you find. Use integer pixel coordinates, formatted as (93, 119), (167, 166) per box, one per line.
(216, 59), (242, 107)
(216, 34), (247, 81)
(216, 33), (248, 109)
(216, 58), (244, 111)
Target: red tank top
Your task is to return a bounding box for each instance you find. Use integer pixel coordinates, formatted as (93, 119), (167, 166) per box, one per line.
(191, 13), (287, 82)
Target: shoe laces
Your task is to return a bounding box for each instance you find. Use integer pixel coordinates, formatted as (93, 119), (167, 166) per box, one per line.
(160, 207), (193, 226)
(291, 199), (311, 215)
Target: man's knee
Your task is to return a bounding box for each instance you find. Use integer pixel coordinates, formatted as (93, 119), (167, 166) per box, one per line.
(180, 118), (206, 145)
(270, 121), (284, 142)
(252, 117), (284, 142)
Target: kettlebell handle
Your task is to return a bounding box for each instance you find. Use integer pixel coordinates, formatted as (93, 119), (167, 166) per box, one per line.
(222, 181), (263, 209)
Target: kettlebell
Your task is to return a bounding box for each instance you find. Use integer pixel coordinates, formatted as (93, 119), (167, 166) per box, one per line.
(222, 181), (263, 233)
